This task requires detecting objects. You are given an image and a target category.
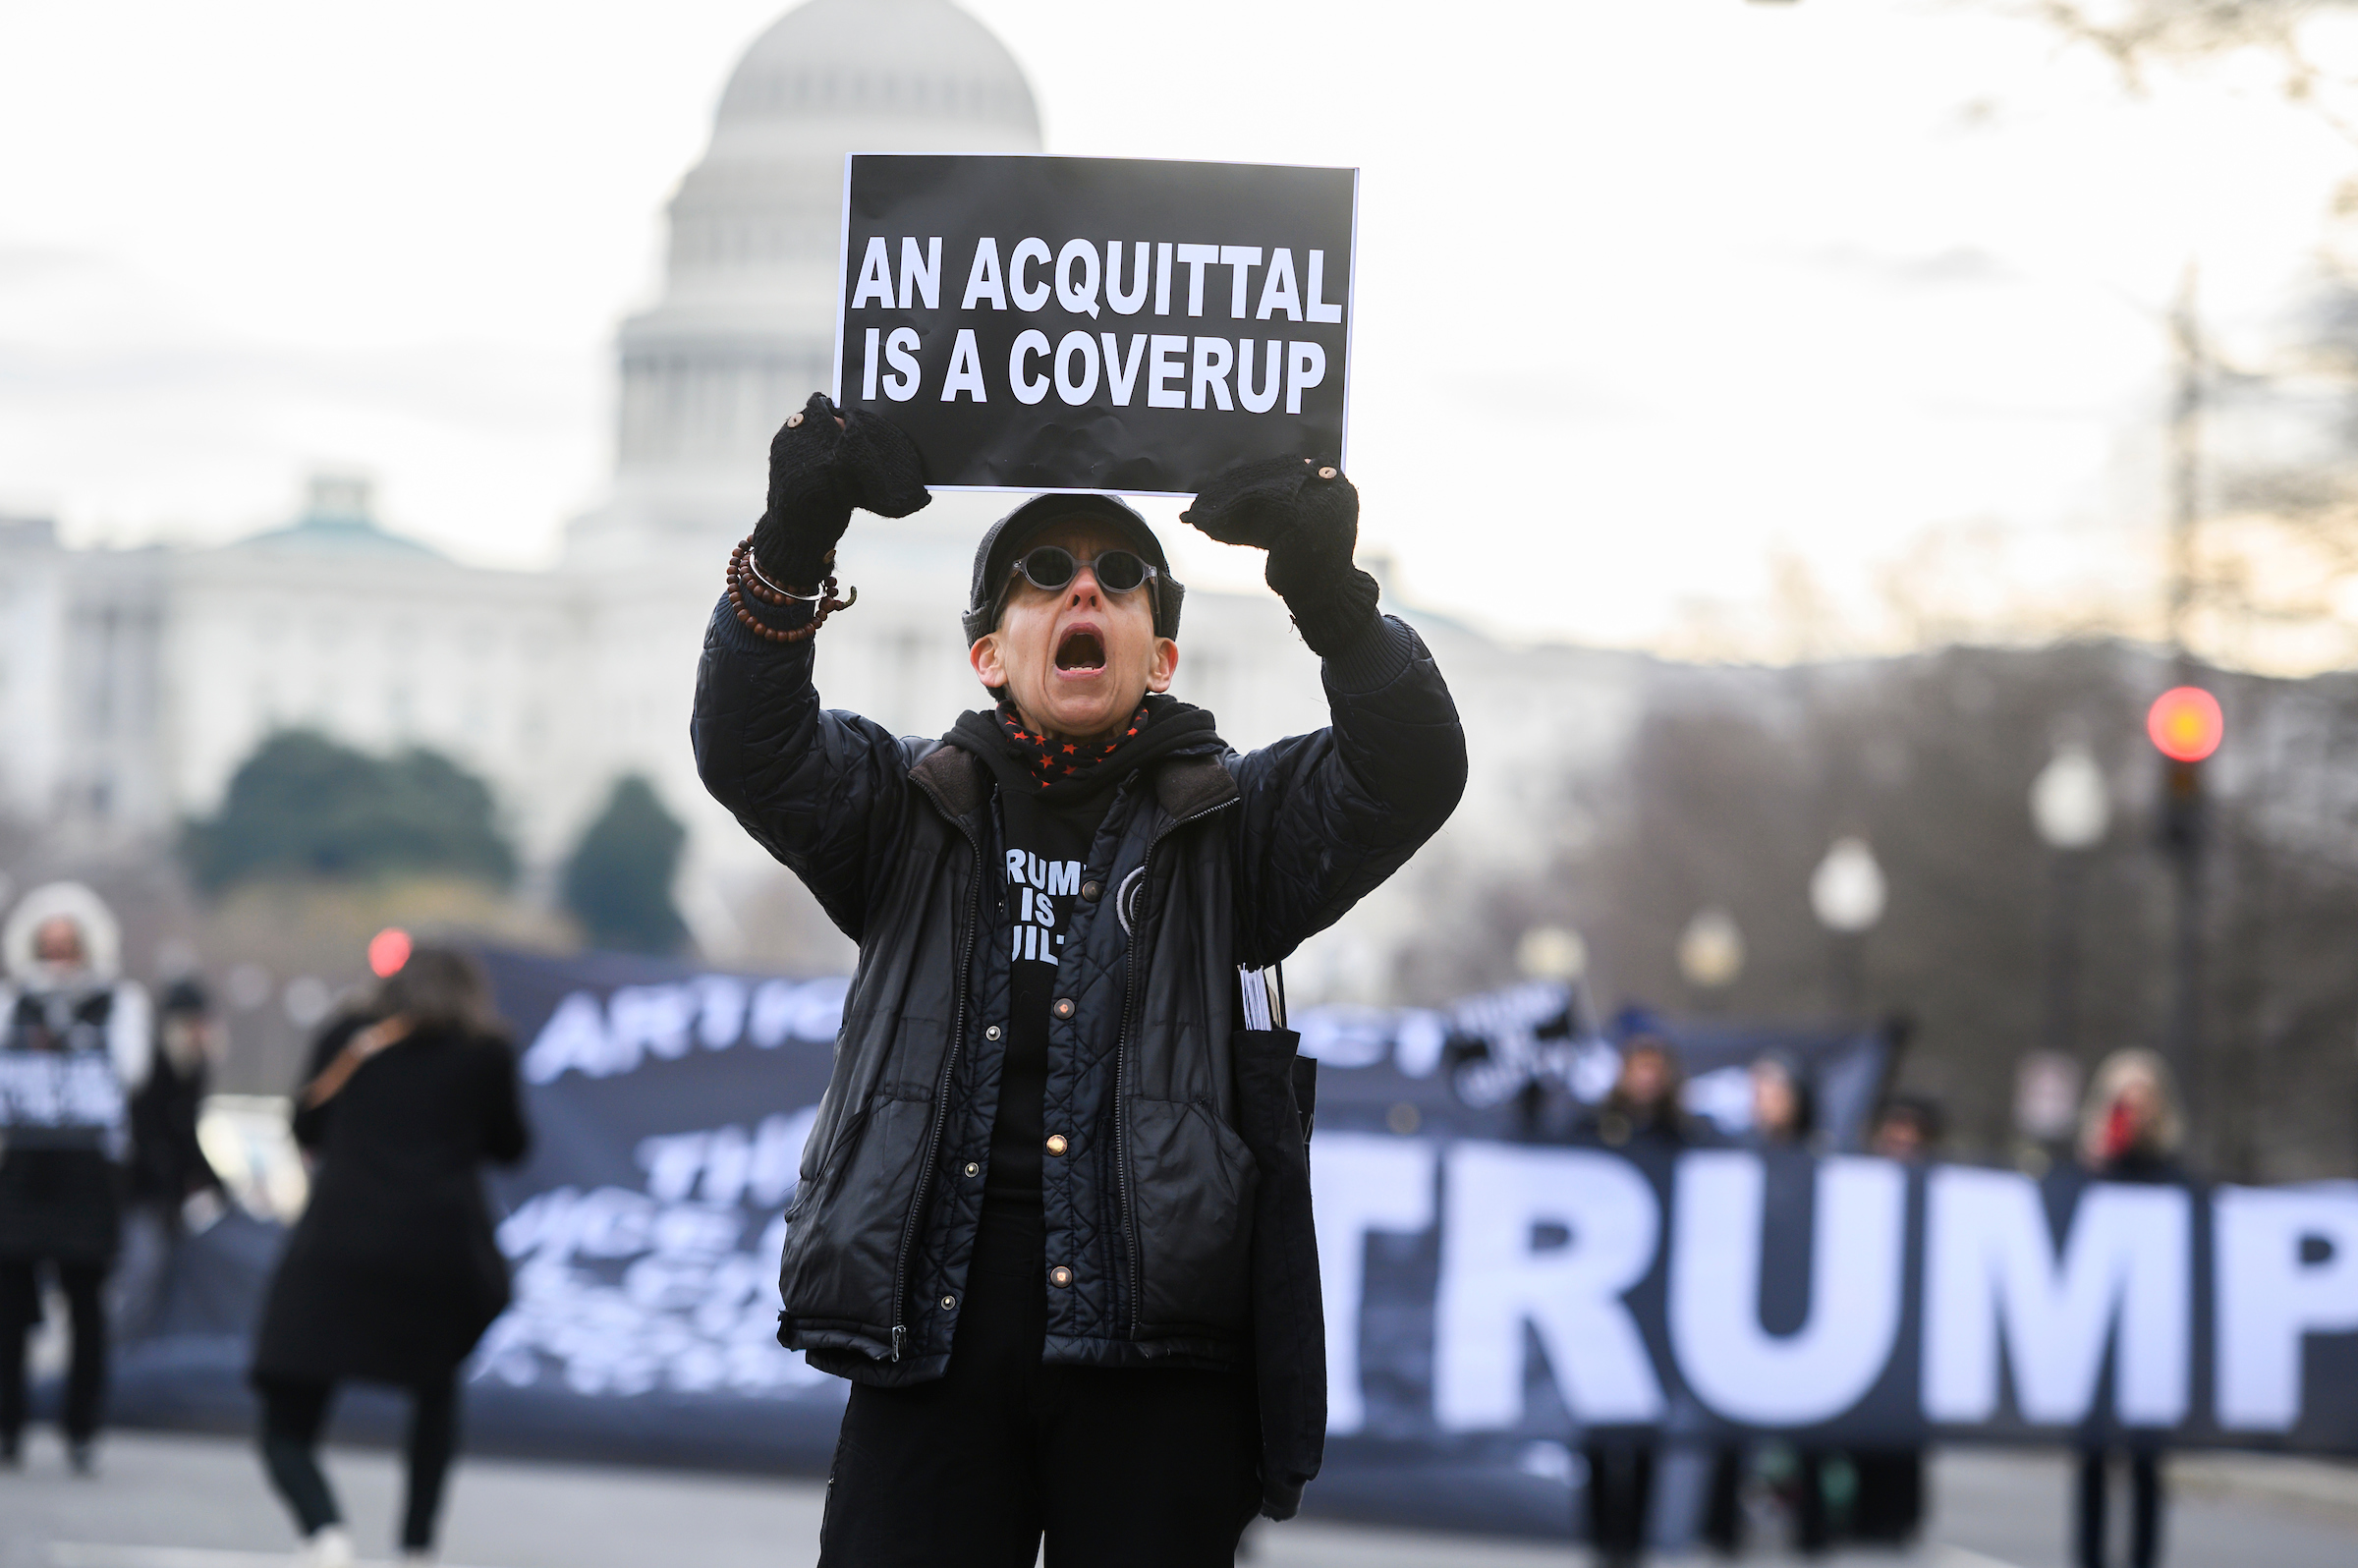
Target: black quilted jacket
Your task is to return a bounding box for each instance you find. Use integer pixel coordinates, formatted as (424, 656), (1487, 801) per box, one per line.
(690, 599), (1464, 1390)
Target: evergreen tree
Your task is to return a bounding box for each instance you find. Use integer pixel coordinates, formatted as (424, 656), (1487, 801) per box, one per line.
(183, 729), (516, 892)
(562, 775), (690, 955)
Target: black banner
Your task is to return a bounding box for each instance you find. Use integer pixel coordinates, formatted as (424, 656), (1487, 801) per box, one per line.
(107, 950), (2358, 1540)
(832, 154), (1357, 494)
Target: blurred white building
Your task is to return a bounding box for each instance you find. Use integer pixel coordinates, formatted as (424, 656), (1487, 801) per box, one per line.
(0, 0), (1641, 991)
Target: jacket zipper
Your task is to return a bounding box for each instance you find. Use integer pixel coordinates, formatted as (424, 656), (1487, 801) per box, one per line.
(1113, 794), (1238, 1340)
(888, 788), (984, 1363)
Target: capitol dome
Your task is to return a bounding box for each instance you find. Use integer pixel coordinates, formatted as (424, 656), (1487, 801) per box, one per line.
(713, 0), (1039, 139)
(668, 0), (1041, 287)
(574, 0), (1040, 566)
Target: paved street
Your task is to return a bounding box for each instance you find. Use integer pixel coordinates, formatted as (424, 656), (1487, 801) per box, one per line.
(5, 1432), (2358, 1568)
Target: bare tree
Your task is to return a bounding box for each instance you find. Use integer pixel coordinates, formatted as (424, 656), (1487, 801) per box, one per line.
(1994, 2), (2358, 671)
(1416, 638), (2358, 1178)
(2009, 1), (2351, 98)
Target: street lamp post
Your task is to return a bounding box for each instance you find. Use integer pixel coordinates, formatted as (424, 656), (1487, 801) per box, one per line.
(1809, 836), (1886, 1018)
(1516, 925), (1588, 986)
(2030, 744), (2109, 1062)
(2149, 686), (2223, 1094)
(1676, 907), (1745, 1010)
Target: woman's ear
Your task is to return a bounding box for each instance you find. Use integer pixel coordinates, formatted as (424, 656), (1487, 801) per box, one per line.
(1147, 637), (1179, 695)
(970, 634), (1006, 691)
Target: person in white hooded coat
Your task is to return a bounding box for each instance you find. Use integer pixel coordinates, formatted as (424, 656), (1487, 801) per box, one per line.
(0, 881), (151, 1471)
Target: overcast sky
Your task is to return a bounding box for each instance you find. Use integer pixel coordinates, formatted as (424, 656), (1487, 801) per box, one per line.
(3, 0), (2353, 648)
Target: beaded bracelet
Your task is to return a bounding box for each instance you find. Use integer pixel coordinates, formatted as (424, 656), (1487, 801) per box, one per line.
(727, 535), (857, 644)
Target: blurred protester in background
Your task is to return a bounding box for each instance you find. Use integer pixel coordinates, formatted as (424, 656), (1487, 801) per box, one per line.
(1585, 1036), (1693, 1567)
(1846, 1094), (1947, 1548)
(249, 946), (529, 1567)
(1748, 1051), (1814, 1148)
(132, 979), (225, 1225)
(0, 882), (151, 1473)
(2072, 1049), (2183, 1568)
(1590, 1036), (1688, 1154)
(117, 978), (227, 1335)
(1868, 1095), (1941, 1164)
(2013, 1051), (2085, 1177)
(1702, 1052), (1825, 1557)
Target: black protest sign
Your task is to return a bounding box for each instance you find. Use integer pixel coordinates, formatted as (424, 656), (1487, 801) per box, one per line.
(832, 154), (1357, 495)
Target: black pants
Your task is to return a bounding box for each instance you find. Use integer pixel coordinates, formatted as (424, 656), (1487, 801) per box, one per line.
(2076, 1445), (2163, 1568)
(0, 1259), (108, 1448)
(817, 1204), (1260, 1568)
(1584, 1440), (1653, 1565)
(1850, 1448), (1926, 1543)
(256, 1375), (461, 1551)
(1701, 1444), (1742, 1554)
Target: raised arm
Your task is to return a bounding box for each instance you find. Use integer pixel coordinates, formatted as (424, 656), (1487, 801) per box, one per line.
(690, 394), (931, 942)
(1180, 458), (1468, 965)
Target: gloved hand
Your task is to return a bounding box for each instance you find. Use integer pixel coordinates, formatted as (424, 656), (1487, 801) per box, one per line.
(752, 392), (931, 588)
(1180, 455), (1379, 655)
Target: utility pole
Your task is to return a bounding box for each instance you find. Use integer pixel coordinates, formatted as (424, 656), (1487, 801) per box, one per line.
(2167, 263), (2204, 661)
(2161, 263), (2208, 1104)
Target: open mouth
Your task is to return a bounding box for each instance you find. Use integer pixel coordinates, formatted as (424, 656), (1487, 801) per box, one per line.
(1054, 628), (1106, 671)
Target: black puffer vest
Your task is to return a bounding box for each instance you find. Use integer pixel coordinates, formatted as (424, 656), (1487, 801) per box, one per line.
(784, 739), (1253, 1380)
(693, 595), (1466, 1503)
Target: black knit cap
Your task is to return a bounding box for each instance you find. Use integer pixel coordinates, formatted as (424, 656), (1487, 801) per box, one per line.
(962, 492), (1185, 644)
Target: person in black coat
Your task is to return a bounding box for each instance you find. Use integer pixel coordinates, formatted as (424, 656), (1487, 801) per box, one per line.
(115, 978), (229, 1340)
(0, 882), (152, 1474)
(250, 946), (529, 1566)
(693, 399), (1464, 1566)
(129, 978), (225, 1221)
(1705, 1053), (1828, 1558)
(1581, 1036), (1693, 1568)
(1848, 1095), (1944, 1548)
(2070, 1049), (2184, 1568)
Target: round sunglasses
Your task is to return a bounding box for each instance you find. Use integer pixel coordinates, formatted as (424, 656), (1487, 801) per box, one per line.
(1007, 544), (1157, 596)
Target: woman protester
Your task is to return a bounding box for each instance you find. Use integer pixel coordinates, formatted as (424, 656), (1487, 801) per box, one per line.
(695, 397), (1463, 1563)
(250, 946), (529, 1567)
(0, 882), (151, 1473)
(2070, 1049), (2184, 1568)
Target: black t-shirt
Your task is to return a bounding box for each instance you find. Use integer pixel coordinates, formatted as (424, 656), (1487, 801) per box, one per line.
(985, 787), (1113, 1209)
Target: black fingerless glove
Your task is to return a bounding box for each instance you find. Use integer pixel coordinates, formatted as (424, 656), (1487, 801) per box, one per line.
(1180, 455), (1380, 655)
(751, 392), (931, 588)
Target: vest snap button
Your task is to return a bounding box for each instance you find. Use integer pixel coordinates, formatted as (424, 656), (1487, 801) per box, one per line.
(940, 1294), (957, 1311)
(1045, 1134), (1068, 1155)
(1052, 997), (1075, 1020)
(964, 1161), (980, 1178)
(984, 1024), (1002, 1041)
(1081, 880), (1101, 901)
(1049, 1265), (1073, 1287)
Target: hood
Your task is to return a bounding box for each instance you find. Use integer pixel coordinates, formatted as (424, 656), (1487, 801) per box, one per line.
(3, 880), (123, 984)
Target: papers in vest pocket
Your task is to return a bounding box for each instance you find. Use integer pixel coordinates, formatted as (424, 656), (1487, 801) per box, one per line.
(1239, 966), (1283, 1033)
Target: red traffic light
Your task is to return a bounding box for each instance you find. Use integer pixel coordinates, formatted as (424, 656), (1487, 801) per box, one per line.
(2147, 687), (2222, 763)
(367, 926), (413, 979)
